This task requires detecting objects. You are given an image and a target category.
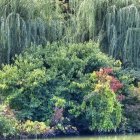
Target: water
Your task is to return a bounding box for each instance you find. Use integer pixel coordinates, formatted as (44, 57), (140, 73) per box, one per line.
(43, 135), (140, 140)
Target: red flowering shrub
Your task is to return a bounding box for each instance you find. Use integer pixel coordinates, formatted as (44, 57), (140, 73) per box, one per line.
(95, 68), (123, 93)
(85, 68), (123, 132)
(103, 68), (113, 74)
(110, 77), (123, 92)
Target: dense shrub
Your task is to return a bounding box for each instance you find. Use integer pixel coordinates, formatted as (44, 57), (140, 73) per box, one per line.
(82, 68), (122, 132)
(122, 84), (140, 132)
(17, 120), (48, 135)
(0, 105), (50, 138)
(0, 41), (124, 134)
(0, 105), (18, 137)
(0, 52), (52, 121)
(0, 116), (17, 137)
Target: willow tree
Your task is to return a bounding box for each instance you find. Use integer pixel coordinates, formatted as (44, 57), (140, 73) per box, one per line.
(0, 0), (140, 68)
(0, 0), (65, 64)
(101, 0), (140, 68)
(72, 0), (140, 68)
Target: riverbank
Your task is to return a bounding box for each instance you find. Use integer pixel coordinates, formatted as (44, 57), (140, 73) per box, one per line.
(2, 127), (140, 140)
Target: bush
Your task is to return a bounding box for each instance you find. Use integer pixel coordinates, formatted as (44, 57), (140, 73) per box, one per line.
(0, 116), (17, 137)
(122, 84), (140, 132)
(0, 105), (18, 137)
(0, 48), (52, 121)
(0, 41), (121, 133)
(82, 68), (122, 132)
(18, 120), (48, 135)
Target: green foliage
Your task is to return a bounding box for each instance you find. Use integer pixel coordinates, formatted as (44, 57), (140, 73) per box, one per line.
(122, 83), (140, 132)
(84, 86), (122, 132)
(52, 96), (66, 108)
(0, 116), (17, 137)
(0, 36), (139, 135)
(0, 48), (52, 121)
(83, 70), (122, 132)
(18, 120), (48, 135)
(0, 0), (139, 137)
(0, 0), (140, 68)
(0, 0), (63, 64)
(0, 105), (50, 138)
(0, 105), (49, 138)
(0, 41), (117, 132)
(0, 105), (18, 137)
(115, 69), (135, 96)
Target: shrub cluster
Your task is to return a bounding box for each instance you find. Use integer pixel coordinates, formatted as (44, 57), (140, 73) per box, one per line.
(0, 41), (138, 137)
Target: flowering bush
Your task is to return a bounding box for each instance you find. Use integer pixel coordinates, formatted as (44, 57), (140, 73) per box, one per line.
(83, 68), (123, 132)
(95, 68), (123, 93)
(0, 42), (126, 134)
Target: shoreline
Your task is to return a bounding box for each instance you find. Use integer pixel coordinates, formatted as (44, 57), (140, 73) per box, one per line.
(2, 129), (140, 140)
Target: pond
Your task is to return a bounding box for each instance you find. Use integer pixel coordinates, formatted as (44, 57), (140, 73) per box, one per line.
(44, 135), (140, 140)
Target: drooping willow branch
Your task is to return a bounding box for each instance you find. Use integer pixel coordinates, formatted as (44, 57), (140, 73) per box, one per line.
(0, 0), (140, 68)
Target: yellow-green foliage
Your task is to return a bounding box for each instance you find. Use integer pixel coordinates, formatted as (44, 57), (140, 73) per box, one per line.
(0, 105), (18, 137)
(0, 42), (118, 131)
(18, 120), (48, 135)
(83, 70), (122, 132)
